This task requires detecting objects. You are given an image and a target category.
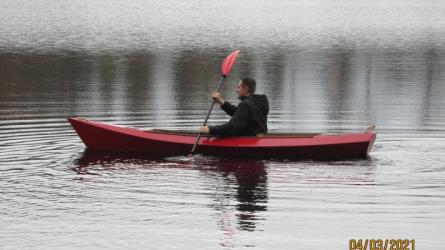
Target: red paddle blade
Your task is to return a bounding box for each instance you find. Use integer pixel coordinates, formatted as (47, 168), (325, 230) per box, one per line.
(221, 50), (240, 77)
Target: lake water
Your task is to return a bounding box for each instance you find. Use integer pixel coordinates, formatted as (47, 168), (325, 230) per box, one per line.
(1, 0), (445, 249)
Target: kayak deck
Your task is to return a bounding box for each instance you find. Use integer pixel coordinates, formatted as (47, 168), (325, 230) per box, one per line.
(149, 128), (320, 138)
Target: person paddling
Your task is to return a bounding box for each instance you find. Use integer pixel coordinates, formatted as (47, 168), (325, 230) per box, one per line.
(197, 77), (269, 136)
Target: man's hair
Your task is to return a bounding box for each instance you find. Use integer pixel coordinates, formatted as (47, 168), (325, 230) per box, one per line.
(241, 77), (256, 94)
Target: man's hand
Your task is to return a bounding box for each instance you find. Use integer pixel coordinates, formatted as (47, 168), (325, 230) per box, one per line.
(210, 92), (224, 105)
(197, 126), (210, 134)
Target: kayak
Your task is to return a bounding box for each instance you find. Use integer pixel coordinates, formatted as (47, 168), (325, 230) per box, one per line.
(68, 117), (376, 159)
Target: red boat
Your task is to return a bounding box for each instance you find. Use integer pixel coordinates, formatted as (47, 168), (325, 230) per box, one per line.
(68, 117), (376, 159)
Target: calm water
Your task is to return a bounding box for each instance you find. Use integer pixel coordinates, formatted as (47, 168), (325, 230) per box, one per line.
(1, 0), (445, 249)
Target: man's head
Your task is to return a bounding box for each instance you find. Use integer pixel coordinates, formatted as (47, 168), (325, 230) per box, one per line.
(236, 77), (256, 97)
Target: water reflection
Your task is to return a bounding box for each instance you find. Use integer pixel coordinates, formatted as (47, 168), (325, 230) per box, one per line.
(71, 149), (163, 174)
(202, 159), (268, 232)
(2, 46), (444, 133)
(72, 150), (268, 233)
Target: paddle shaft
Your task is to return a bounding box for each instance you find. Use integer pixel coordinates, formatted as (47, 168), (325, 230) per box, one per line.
(190, 76), (226, 154)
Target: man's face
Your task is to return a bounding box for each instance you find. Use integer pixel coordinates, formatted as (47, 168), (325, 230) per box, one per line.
(236, 81), (249, 97)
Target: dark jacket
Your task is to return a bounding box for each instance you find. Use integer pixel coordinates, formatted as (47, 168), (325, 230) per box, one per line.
(209, 94), (269, 136)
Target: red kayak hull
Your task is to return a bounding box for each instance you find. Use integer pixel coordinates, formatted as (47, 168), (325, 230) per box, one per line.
(68, 117), (376, 159)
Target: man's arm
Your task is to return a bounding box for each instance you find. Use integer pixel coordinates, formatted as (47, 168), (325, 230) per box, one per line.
(210, 102), (249, 136)
(211, 92), (236, 116)
(220, 101), (237, 116)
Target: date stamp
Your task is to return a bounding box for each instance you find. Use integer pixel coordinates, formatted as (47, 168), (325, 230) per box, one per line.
(349, 239), (415, 250)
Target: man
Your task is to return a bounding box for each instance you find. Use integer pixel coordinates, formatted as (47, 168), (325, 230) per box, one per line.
(197, 77), (269, 136)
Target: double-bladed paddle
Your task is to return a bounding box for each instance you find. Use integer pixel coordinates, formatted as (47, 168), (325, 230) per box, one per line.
(190, 50), (240, 155)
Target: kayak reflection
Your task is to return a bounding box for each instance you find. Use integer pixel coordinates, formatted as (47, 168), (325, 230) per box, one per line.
(71, 149), (164, 174)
